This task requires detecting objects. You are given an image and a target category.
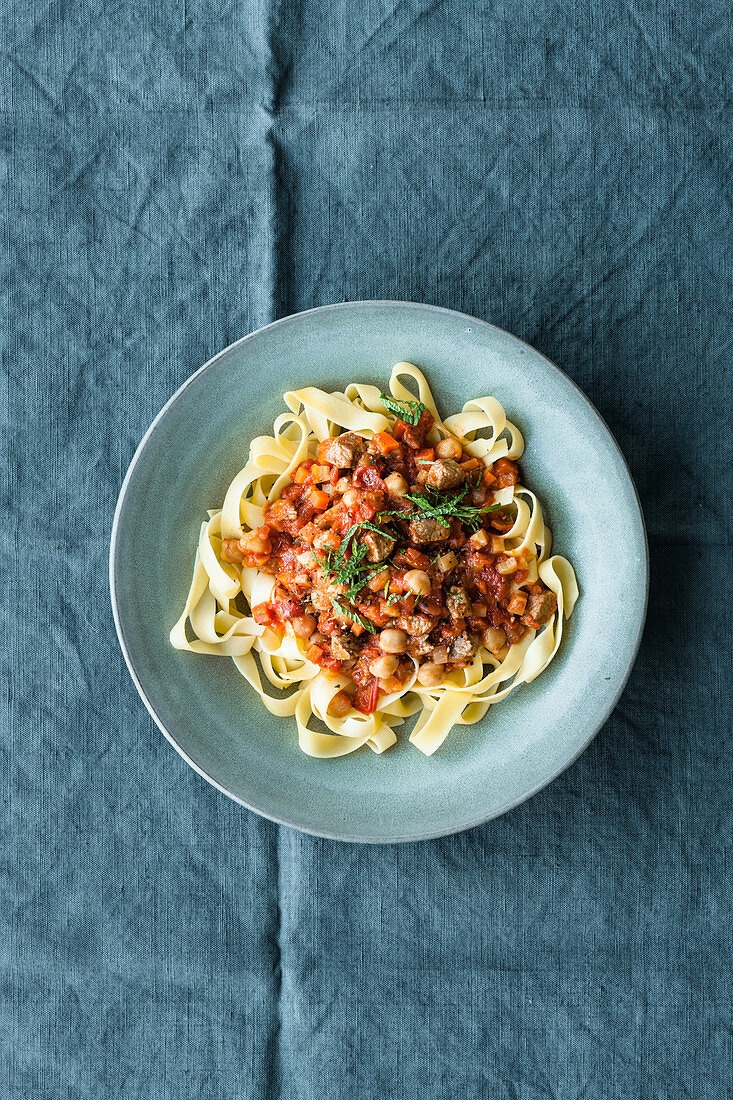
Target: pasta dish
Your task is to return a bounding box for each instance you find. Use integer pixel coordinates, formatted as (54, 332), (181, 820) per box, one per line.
(171, 363), (578, 757)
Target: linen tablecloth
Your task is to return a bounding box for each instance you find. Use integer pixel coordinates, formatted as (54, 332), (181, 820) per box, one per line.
(3, 1), (731, 1096)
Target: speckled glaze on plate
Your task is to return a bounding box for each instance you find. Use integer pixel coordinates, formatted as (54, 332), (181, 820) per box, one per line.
(110, 302), (648, 842)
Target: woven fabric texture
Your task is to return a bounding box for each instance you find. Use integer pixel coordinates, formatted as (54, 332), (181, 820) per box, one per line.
(2, 1), (731, 1096)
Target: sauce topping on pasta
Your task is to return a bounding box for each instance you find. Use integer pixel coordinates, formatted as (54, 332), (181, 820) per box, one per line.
(171, 363), (578, 757)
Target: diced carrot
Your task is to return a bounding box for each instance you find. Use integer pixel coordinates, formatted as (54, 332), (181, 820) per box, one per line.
(414, 447), (435, 464)
(320, 530), (341, 550)
(310, 464), (331, 484)
(372, 431), (400, 454)
(252, 604), (272, 626)
(403, 546), (431, 569)
(482, 467), (497, 487)
(293, 465), (312, 485)
(360, 603), (389, 626)
(298, 522), (320, 545)
(460, 457), (481, 471)
(306, 643), (325, 664)
(491, 536), (505, 553)
(308, 488), (330, 511)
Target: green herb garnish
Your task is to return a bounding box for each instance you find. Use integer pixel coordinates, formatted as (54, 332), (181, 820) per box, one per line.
(379, 393), (427, 426)
(329, 598), (377, 633)
(404, 484), (504, 531)
(383, 579), (401, 606)
(315, 522), (394, 600)
(348, 518), (397, 541)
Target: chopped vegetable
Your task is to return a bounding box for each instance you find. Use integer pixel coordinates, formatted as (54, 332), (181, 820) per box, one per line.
(379, 393), (427, 426)
(401, 484), (504, 530)
(329, 598), (377, 633)
(371, 431), (401, 454)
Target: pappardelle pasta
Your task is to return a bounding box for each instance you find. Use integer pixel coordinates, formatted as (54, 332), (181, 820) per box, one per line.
(171, 363), (578, 758)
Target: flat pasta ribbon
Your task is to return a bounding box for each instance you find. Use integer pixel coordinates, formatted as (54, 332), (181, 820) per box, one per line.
(171, 363), (578, 757)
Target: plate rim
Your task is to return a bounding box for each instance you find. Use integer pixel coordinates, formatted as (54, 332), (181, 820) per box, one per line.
(109, 300), (649, 843)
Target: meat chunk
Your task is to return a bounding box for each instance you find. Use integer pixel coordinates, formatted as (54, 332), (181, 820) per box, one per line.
(448, 631), (476, 663)
(504, 619), (528, 644)
(407, 636), (434, 658)
(329, 633), (361, 664)
(317, 432), (365, 469)
(408, 515), (450, 544)
(425, 458), (465, 491)
(396, 613), (433, 636)
(522, 589), (557, 628)
(362, 529), (395, 562)
(446, 586), (472, 619)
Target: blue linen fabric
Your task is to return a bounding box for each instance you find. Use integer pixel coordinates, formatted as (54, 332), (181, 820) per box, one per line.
(2, 0), (731, 1096)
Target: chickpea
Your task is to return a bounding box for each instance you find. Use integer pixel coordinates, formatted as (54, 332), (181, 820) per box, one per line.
(404, 569), (431, 596)
(417, 662), (446, 687)
(378, 628), (407, 654)
(292, 614), (317, 638)
(327, 690), (352, 717)
(435, 436), (463, 460)
(379, 674), (403, 694)
(221, 538), (246, 563)
(342, 488), (358, 508)
(369, 654), (399, 679)
(384, 472), (408, 496)
(243, 533), (269, 554)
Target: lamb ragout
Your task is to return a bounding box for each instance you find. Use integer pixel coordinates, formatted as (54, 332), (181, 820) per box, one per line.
(221, 402), (557, 717)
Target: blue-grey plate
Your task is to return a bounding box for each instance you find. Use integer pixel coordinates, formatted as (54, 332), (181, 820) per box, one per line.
(110, 302), (648, 842)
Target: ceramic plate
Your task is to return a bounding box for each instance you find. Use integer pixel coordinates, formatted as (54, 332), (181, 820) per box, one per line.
(110, 302), (648, 842)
